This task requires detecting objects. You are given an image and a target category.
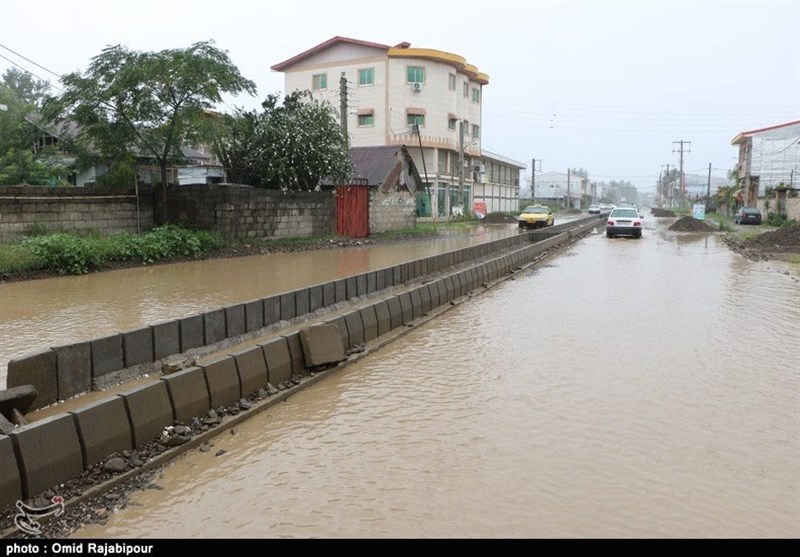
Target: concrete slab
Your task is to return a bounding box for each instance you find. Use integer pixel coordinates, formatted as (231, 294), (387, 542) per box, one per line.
(263, 295), (281, 326)
(367, 272), (377, 293)
(280, 292), (296, 321)
(427, 282), (440, 310)
(359, 305), (379, 342)
(204, 309), (227, 345)
(122, 328), (154, 368)
(393, 266), (402, 285)
(163, 366), (210, 424)
(356, 274), (368, 297)
(295, 288), (310, 317)
(299, 324), (346, 367)
(322, 282), (336, 307)
(283, 332), (306, 375)
(9, 413), (83, 499)
(334, 279), (347, 303)
(231, 346), (268, 398)
(444, 276), (455, 302)
(260, 337), (292, 385)
(201, 356), (240, 409)
(343, 311), (365, 346)
(387, 296), (403, 330)
(179, 314), (204, 352)
(374, 300), (391, 337)
(323, 316), (349, 350)
(0, 435), (22, 511)
(245, 299), (264, 333)
(225, 304), (246, 339)
(7, 350), (57, 411)
(409, 288), (423, 319)
(436, 280), (448, 304)
(376, 270), (386, 290)
(398, 292), (413, 324)
(451, 273), (462, 299)
(400, 263), (409, 283)
(152, 320), (180, 361)
(418, 285), (431, 314)
(0, 385), (38, 420)
(384, 268), (394, 288)
(119, 381), (173, 449)
(70, 397), (132, 468)
(91, 335), (123, 378)
(309, 285), (324, 313)
(346, 277), (357, 300)
(54, 343), (91, 400)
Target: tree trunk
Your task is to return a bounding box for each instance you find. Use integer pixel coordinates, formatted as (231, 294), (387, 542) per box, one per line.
(156, 161), (169, 225)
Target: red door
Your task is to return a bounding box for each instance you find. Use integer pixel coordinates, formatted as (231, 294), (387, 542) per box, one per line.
(336, 184), (369, 238)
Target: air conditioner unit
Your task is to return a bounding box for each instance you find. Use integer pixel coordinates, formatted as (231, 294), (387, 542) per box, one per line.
(473, 164), (485, 173)
(411, 82), (422, 92)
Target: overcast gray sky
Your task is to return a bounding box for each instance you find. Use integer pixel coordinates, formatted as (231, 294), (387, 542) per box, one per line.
(1, 0), (798, 190)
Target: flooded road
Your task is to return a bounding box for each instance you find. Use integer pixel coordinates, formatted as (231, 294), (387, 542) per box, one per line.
(0, 226), (520, 387)
(74, 218), (800, 538)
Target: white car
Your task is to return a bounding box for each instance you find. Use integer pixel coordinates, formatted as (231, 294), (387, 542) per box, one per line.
(606, 207), (643, 238)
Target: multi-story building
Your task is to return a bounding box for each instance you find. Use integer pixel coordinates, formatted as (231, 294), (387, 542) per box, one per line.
(732, 120), (800, 206)
(272, 36), (521, 218)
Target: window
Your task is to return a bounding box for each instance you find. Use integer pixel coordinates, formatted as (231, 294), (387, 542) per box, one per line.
(463, 82), (469, 97)
(472, 88), (480, 103)
(358, 68), (374, 86)
(312, 73), (327, 90)
(407, 66), (424, 83)
(448, 73), (456, 91)
(471, 124), (480, 138)
(358, 114), (374, 127)
(448, 118), (457, 130)
(407, 113), (425, 127)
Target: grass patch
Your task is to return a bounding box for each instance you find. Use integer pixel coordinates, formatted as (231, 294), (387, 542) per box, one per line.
(0, 243), (39, 274)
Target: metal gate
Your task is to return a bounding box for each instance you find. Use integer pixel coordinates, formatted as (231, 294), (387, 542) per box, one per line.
(336, 182), (369, 238)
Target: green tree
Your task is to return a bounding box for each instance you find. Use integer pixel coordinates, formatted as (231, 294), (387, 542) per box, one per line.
(44, 41), (256, 222)
(214, 91), (351, 190)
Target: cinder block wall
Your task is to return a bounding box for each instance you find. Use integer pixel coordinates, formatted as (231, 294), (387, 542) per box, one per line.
(369, 190), (416, 233)
(0, 186), (154, 241)
(168, 185), (334, 241)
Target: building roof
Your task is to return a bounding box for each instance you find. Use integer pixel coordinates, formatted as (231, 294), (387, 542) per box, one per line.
(348, 145), (422, 193)
(271, 36), (489, 83)
(731, 120), (800, 145)
(481, 149), (526, 168)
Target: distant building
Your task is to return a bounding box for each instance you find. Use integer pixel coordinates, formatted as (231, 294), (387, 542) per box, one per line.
(531, 172), (585, 209)
(272, 36), (521, 218)
(732, 120), (800, 206)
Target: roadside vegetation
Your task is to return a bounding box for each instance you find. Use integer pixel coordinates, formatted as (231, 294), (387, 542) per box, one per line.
(0, 225), (224, 276)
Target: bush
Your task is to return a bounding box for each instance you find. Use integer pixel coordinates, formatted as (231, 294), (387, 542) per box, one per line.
(22, 232), (105, 274)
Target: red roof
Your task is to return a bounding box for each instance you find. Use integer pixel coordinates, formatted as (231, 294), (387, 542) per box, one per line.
(271, 36), (396, 71)
(736, 119), (800, 138)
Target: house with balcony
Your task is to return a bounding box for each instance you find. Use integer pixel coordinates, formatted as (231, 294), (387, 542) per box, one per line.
(732, 120), (800, 206)
(272, 36), (521, 218)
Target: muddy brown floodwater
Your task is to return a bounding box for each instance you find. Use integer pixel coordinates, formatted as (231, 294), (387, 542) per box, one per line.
(72, 218), (799, 538)
(0, 226), (521, 387)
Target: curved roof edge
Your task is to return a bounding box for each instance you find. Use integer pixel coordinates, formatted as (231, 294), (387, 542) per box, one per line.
(388, 47), (489, 85)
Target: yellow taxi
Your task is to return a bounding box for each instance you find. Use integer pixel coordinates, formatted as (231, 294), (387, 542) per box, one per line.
(518, 205), (555, 229)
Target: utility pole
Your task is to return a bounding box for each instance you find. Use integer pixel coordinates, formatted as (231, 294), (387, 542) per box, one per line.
(458, 121), (466, 209)
(413, 124), (434, 230)
(705, 162), (712, 212)
(566, 168), (571, 209)
(531, 158), (536, 203)
(339, 72), (348, 136)
(673, 140), (691, 209)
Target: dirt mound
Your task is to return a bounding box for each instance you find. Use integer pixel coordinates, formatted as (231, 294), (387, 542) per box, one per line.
(482, 212), (518, 224)
(742, 224), (800, 252)
(651, 208), (676, 217)
(668, 216), (715, 232)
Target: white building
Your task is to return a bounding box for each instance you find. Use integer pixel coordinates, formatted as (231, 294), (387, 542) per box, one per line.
(531, 171), (585, 209)
(272, 36), (521, 217)
(732, 120), (800, 206)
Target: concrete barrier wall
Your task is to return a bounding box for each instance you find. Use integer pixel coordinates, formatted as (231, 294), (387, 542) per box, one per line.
(0, 219), (593, 510)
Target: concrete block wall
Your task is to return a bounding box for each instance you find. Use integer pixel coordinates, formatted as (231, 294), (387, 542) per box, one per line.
(168, 186), (334, 241)
(0, 186), (154, 241)
(369, 190), (416, 233)
(0, 219), (598, 511)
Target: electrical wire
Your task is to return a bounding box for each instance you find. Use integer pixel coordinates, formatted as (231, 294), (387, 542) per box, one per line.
(0, 44), (63, 79)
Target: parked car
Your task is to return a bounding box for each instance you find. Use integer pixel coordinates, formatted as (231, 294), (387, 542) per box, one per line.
(587, 205), (601, 214)
(599, 204), (614, 212)
(734, 207), (762, 225)
(606, 207), (643, 238)
(518, 205), (555, 229)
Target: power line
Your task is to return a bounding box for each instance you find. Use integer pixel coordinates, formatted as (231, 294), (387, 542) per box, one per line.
(0, 44), (63, 79)
(0, 53), (63, 93)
